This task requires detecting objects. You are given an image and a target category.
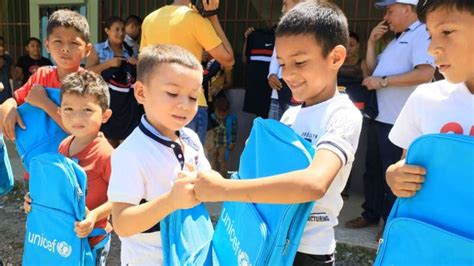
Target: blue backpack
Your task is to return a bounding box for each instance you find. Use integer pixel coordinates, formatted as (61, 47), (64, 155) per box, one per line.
(212, 118), (316, 265)
(161, 203), (217, 266)
(375, 134), (474, 265)
(23, 153), (109, 265)
(15, 87), (68, 172)
(0, 134), (14, 196)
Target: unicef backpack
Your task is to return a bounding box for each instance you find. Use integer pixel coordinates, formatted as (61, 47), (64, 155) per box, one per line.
(375, 134), (474, 265)
(22, 153), (109, 265)
(0, 134), (14, 196)
(212, 118), (316, 265)
(15, 87), (68, 172)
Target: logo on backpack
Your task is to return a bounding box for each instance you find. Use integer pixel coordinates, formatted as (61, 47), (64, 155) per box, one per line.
(238, 250), (251, 266)
(27, 232), (72, 258)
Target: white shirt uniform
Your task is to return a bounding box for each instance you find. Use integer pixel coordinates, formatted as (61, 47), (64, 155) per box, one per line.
(373, 20), (434, 125)
(389, 80), (474, 149)
(107, 116), (211, 265)
(281, 94), (362, 254)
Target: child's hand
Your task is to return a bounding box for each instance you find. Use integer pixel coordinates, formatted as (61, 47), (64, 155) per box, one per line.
(170, 163), (200, 210)
(386, 159), (426, 198)
(23, 192), (32, 213)
(74, 210), (97, 238)
(1, 105), (25, 141)
(25, 85), (48, 109)
(194, 170), (227, 202)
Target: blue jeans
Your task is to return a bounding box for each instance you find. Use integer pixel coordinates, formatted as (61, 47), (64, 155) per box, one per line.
(187, 107), (208, 145)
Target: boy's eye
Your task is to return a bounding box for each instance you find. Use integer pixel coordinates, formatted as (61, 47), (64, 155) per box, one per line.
(295, 61), (306, 67)
(83, 108), (94, 112)
(166, 92), (178, 97)
(63, 107), (73, 111)
(442, 30), (453, 36)
(189, 96), (198, 102)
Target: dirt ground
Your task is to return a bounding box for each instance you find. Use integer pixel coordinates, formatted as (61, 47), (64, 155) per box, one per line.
(0, 184), (121, 265)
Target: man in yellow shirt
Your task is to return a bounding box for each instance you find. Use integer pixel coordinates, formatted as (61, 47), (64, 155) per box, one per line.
(141, 0), (234, 144)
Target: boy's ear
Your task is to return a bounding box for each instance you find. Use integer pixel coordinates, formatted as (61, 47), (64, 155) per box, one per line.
(134, 80), (146, 105)
(330, 45), (347, 70)
(44, 39), (50, 53)
(102, 109), (113, 124)
(84, 43), (93, 58)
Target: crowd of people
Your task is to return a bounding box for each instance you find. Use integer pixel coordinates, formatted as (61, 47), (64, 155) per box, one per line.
(0, 0), (472, 265)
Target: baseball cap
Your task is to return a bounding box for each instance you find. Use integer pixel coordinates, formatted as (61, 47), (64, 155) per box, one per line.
(375, 0), (418, 8)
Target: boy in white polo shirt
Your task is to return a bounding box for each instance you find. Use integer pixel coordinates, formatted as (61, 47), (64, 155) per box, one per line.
(195, 2), (362, 265)
(107, 44), (210, 264)
(386, 0), (474, 197)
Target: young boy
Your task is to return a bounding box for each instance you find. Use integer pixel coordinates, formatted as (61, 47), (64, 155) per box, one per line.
(124, 15), (142, 57)
(207, 96), (237, 177)
(386, 0), (474, 197)
(107, 44), (211, 264)
(14, 37), (53, 85)
(0, 9), (92, 141)
(24, 70), (114, 265)
(195, 1), (362, 265)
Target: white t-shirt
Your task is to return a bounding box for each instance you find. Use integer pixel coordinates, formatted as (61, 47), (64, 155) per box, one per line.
(107, 117), (211, 265)
(280, 94), (362, 254)
(373, 20), (434, 125)
(389, 80), (474, 149)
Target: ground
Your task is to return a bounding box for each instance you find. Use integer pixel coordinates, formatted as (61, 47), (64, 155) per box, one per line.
(0, 184), (376, 265)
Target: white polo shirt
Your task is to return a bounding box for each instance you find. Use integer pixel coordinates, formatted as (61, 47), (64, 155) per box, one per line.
(107, 116), (211, 265)
(373, 20), (434, 125)
(281, 93), (362, 254)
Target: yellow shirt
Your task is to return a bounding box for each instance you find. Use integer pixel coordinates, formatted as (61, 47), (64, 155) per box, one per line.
(141, 5), (223, 107)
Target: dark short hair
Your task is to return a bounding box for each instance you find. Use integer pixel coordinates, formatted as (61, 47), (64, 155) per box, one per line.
(276, 0), (349, 58)
(125, 15), (142, 27)
(61, 70), (110, 111)
(137, 44), (203, 86)
(417, 0), (474, 23)
(349, 31), (359, 43)
(214, 96), (230, 112)
(25, 37), (41, 47)
(104, 16), (124, 29)
(47, 9), (90, 42)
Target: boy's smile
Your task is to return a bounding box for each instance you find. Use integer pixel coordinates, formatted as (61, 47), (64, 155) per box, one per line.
(276, 34), (345, 106)
(426, 8), (474, 89)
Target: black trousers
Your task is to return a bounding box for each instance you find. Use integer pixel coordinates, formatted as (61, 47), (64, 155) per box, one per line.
(361, 119), (403, 222)
(293, 252), (335, 266)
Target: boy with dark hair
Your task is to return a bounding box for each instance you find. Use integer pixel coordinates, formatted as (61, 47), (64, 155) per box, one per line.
(0, 9), (92, 141)
(124, 15), (142, 56)
(24, 70), (114, 265)
(386, 0), (474, 197)
(195, 1), (362, 265)
(107, 44), (211, 264)
(14, 37), (53, 85)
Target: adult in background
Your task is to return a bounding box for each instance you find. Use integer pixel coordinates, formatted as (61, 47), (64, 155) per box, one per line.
(140, 0), (234, 145)
(86, 16), (140, 148)
(345, 0), (435, 240)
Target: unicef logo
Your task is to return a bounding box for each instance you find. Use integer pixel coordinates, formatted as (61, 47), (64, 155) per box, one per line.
(56, 241), (72, 258)
(238, 251), (251, 266)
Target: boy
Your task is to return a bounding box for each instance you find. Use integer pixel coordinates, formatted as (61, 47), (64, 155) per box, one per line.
(24, 70), (114, 265)
(14, 37), (53, 85)
(386, 0), (474, 197)
(124, 15), (142, 57)
(0, 41), (13, 103)
(107, 44), (211, 264)
(0, 9), (92, 141)
(207, 96), (237, 177)
(194, 1), (362, 265)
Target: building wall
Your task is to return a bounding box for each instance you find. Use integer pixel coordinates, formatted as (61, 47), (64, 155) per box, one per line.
(0, 0), (385, 85)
